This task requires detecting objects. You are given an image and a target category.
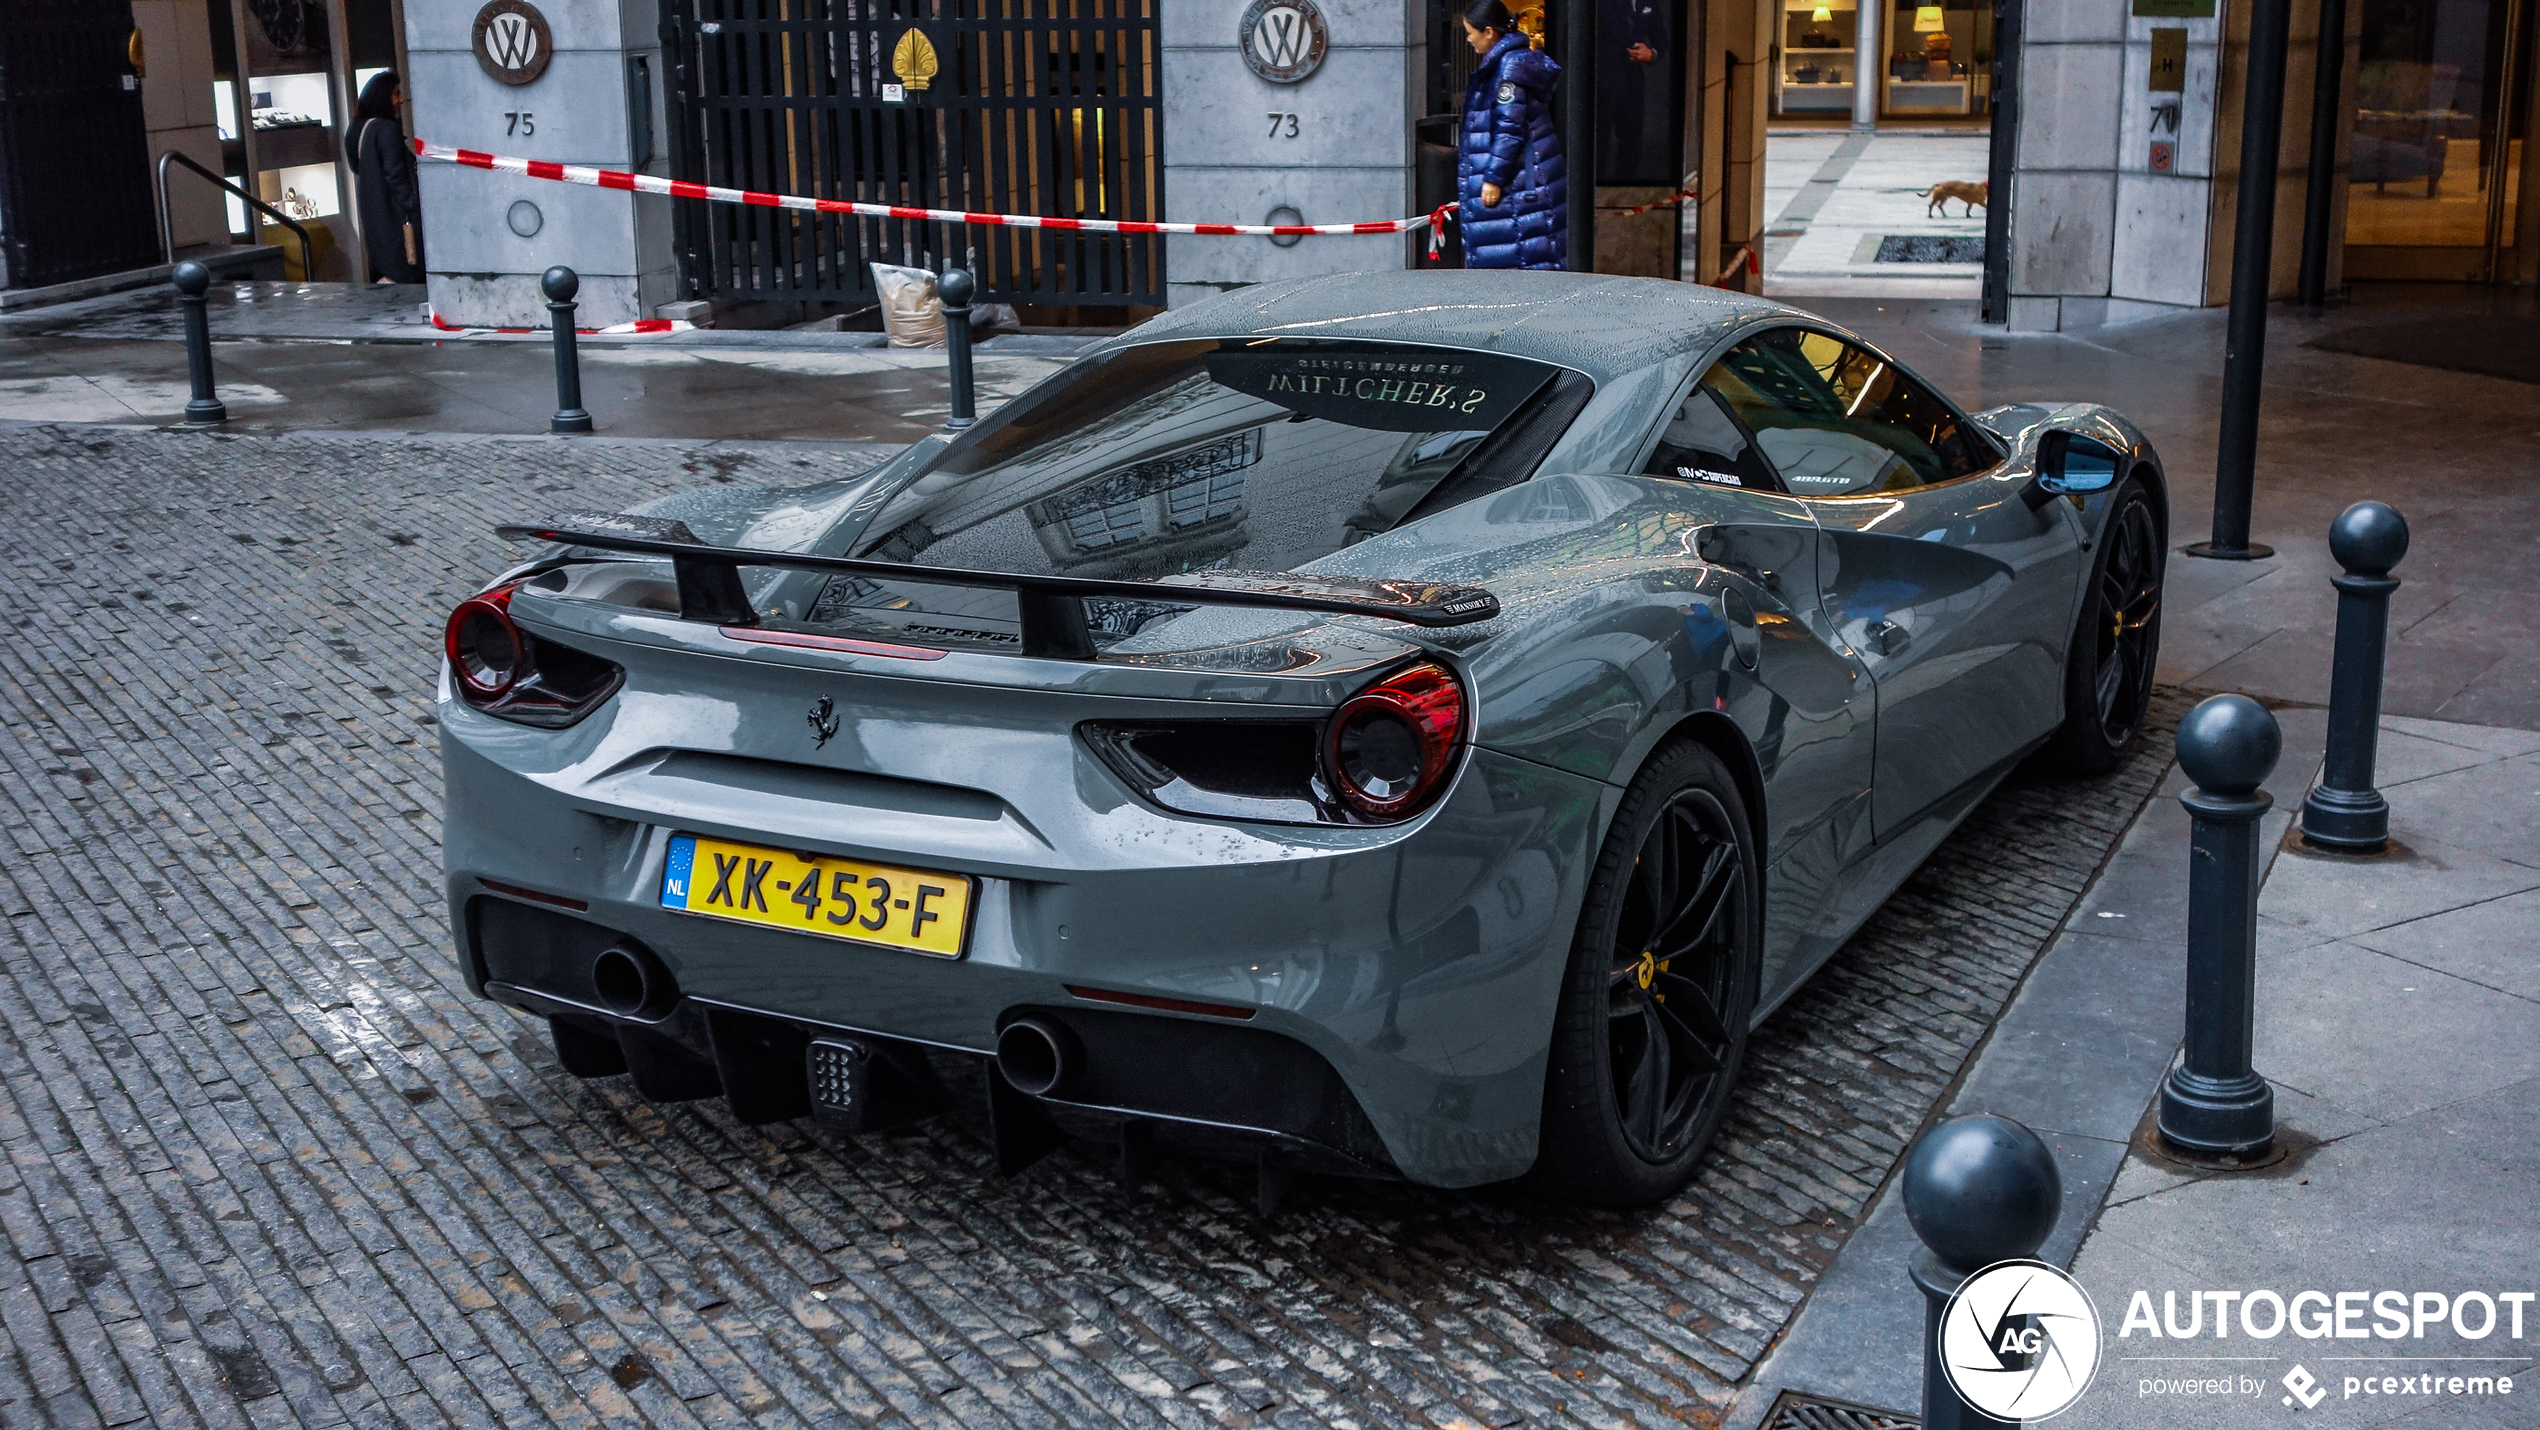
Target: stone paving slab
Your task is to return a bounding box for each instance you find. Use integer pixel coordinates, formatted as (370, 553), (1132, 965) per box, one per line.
(0, 423), (2167, 1428)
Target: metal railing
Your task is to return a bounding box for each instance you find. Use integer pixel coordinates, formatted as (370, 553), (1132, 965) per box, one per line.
(155, 150), (317, 279)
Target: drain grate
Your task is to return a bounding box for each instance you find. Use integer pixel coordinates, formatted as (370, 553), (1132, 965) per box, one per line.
(1875, 235), (1987, 263)
(1761, 1391), (1922, 1430)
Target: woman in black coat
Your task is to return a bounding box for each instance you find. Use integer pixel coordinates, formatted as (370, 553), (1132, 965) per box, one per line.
(347, 71), (425, 284)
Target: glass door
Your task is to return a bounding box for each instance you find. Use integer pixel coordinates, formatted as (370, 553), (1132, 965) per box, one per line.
(2345, 0), (2532, 279)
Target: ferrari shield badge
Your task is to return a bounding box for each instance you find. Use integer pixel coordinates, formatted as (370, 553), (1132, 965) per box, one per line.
(1239, 0), (1328, 83)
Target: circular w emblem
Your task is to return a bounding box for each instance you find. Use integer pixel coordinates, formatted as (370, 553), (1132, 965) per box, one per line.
(473, 0), (555, 86)
(1238, 0), (1328, 84)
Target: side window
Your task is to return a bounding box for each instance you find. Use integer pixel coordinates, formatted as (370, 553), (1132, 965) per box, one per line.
(1701, 329), (1998, 497)
(1641, 388), (1781, 491)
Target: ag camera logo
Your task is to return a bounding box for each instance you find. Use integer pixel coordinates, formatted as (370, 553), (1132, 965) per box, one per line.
(1939, 1259), (2104, 1420)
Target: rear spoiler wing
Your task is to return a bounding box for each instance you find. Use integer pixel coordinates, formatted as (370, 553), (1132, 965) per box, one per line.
(497, 510), (1500, 661)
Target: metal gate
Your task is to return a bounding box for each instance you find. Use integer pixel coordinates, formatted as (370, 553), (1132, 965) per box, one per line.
(663, 0), (1164, 308)
(0, 0), (159, 290)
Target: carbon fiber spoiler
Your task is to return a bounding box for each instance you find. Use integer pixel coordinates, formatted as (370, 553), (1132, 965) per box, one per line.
(497, 510), (1499, 661)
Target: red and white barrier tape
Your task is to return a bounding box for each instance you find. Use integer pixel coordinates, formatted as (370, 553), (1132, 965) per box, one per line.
(425, 311), (694, 337)
(413, 139), (1452, 247)
(1610, 182), (1703, 219)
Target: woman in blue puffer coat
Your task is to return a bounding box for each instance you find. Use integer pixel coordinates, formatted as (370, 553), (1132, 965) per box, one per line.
(1456, 0), (1568, 270)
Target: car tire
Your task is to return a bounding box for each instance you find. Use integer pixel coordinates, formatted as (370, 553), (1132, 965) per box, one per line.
(1529, 739), (1761, 1207)
(2037, 475), (2165, 777)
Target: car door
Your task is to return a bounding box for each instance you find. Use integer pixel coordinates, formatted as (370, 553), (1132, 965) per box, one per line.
(1634, 378), (1878, 1009)
(1701, 326), (2086, 842)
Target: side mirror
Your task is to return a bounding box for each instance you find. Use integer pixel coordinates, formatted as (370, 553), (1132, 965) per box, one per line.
(2021, 430), (2126, 511)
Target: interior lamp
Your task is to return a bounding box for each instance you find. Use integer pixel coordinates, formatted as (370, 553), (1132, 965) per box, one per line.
(1811, 4), (1832, 18)
(1913, 5), (1946, 28)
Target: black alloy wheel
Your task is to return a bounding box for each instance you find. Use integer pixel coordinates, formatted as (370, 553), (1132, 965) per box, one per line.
(1605, 789), (1744, 1161)
(1533, 741), (1759, 1206)
(2091, 495), (2162, 741)
(2040, 477), (2165, 776)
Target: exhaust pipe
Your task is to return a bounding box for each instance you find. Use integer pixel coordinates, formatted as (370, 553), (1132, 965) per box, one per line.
(591, 943), (677, 1021)
(995, 1017), (1076, 1097)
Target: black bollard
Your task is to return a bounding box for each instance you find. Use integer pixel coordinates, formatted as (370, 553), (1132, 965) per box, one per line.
(173, 261), (227, 428)
(2158, 694), (2281, 1160)
(1903, 1114), (2064, 1430)
(938, 267), (977, 430)
(542, 266), (594, 436)
(2301, 502), (2410, 853)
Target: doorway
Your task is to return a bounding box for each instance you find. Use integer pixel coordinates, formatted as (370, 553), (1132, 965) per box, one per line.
(2343, 0), (2534, 279)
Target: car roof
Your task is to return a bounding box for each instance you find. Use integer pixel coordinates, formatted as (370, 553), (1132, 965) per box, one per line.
(1102, 271), (1804, 384)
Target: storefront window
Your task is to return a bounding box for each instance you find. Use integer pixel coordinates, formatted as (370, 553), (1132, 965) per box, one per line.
(1771, 0), (1993, 122)
(2347, 0), (2525, 253)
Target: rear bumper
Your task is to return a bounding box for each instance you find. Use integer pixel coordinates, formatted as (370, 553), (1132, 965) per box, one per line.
(440, 721), (1613, 1188)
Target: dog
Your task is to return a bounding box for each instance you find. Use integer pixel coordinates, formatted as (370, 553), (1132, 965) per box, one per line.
(1925, 179), (1988, 217)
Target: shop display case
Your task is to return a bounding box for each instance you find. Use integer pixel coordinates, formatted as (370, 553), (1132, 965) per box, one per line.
(1778, 3), (1857, 113)
(1773, 0), (1990, 119)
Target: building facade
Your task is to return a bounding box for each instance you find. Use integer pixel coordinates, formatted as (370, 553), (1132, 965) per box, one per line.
(2002, 0), (2540, 328)
(399, 0), (1775, 327)
(19, 0), (2534, 331)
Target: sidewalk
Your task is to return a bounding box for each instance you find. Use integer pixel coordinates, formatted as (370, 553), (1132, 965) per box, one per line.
(1762, 131), (1991, 298)
(1728, 704), (2540, 1428)
(2066, 716), (2540, 1428)
(0, 281), (1086, 443)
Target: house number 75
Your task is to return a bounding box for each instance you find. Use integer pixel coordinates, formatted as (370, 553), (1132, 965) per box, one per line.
(1266, 112), (1299, 138)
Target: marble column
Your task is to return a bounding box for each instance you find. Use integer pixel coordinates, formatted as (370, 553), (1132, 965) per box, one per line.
(1852, 0), (1882, 130)
(1161, 0), (1420, 307)
(404, 0), (673, 327)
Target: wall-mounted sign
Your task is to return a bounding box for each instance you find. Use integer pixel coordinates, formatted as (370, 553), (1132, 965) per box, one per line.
(472, 0), (554, 86)
(893, 28), (940, 91)
(1239, 0), (1328, 84)
(2148, 27), (2187, 91)
(2129, 0), (2215, 16)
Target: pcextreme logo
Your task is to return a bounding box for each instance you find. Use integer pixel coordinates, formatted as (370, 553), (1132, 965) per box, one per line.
(2283, 1365), (2328, 1409)
(1939, 1260), (2104, 1420)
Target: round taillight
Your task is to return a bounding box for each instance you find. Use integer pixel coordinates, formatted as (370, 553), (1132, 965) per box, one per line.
(1325, 662), (1464, 819)
(446, 592), (526, 699)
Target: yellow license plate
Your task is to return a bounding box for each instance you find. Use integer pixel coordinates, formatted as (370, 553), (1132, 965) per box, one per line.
(659, 833), (973, 958)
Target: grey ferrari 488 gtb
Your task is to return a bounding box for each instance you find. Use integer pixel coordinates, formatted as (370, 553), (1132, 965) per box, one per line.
(440, 272), (2165, 1206)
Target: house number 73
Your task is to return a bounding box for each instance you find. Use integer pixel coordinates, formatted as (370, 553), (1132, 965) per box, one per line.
(1266, 112), (1299, 138)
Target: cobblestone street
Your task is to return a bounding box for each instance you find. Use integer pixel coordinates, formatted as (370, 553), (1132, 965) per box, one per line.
(0, 423), (2172, 1430)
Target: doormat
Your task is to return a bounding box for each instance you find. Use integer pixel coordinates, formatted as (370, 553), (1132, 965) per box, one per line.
(2307, 313), (2540, 385)
(1875, 234), (1986, 263)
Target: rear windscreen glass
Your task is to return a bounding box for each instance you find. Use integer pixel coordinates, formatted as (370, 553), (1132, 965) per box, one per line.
(848, 339), (1563, 584)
